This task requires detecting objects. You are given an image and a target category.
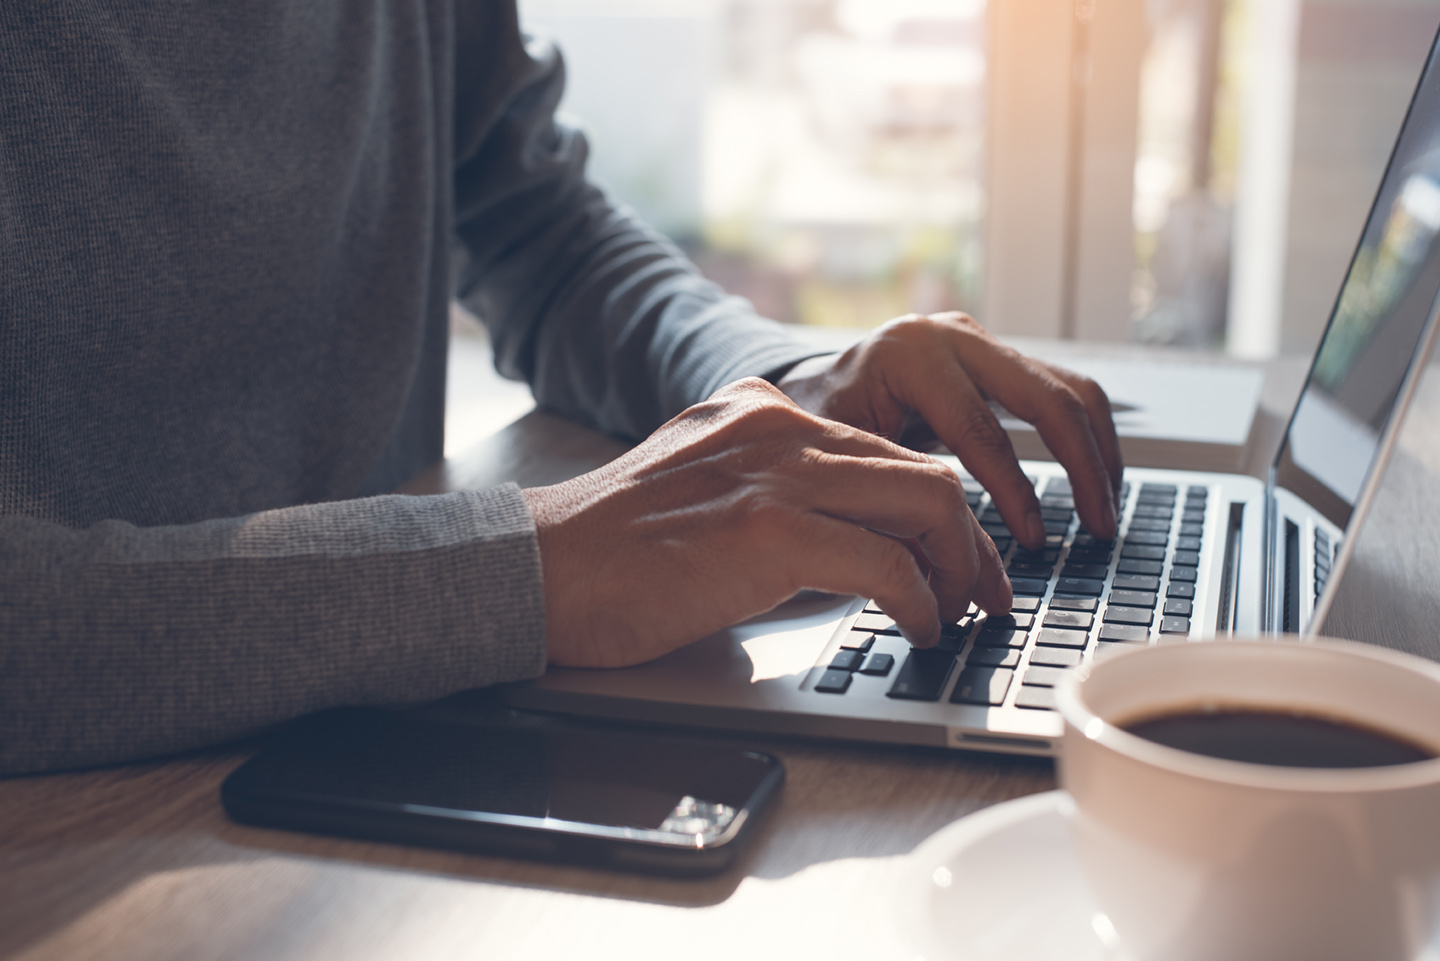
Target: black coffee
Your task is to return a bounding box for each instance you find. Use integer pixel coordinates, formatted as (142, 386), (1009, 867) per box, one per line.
(1123, 708), (1437, 768)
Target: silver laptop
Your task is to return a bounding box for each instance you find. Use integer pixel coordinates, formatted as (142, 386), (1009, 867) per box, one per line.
(504, 26), (1440, 758)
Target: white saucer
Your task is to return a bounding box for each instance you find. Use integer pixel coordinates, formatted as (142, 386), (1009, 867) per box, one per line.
(894, 790), (1440, 961)
(893, 791), (1120, 961)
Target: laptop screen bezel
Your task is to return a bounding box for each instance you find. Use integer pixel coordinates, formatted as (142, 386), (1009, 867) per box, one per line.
(1266, 22), (1440, 633)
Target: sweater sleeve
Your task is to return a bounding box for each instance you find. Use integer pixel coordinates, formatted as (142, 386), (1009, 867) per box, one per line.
(0, 486), (546, 775)
(450, 8), (829, 440)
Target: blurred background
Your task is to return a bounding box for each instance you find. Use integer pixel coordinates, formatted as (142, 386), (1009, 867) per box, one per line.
(513, 0), (1440, 359)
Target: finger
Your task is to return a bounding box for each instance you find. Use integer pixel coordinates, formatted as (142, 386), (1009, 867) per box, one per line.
(967, 510), (1012, 615)
(945, 336), (1118, 539)
(786, 453), (994, 625)
(869, 345), (1046, 548)
(1038, 362), (1125, 510)
(783, 514), (944, 648)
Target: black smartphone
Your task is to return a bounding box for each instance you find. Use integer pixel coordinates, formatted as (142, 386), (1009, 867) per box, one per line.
(221, 707), (784, 876)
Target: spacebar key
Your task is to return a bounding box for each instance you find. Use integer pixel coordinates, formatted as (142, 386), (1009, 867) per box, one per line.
(887, 649), (957, 701)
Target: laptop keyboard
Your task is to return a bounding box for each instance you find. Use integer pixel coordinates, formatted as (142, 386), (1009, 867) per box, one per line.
(811, 476), (1211, 713)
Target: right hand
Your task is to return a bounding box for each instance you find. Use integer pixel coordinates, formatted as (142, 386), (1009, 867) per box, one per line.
(521, 378), (1011, 669)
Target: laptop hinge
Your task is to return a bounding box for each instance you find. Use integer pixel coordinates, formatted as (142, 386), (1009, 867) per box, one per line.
(1214, 502), (1246, 635)
(1260, 482), (1279, 633)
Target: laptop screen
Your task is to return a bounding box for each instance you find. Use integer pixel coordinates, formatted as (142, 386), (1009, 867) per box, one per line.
(1274, 27), (1440, 528)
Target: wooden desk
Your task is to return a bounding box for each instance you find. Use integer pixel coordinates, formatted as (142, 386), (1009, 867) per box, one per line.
(5, 354), (1440, 961)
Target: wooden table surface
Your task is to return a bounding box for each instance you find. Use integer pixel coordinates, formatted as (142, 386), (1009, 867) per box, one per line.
(5, 348), (1440, 961)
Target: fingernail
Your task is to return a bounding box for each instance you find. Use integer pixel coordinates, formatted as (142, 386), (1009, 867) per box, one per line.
(1027, 511), (1046, 545)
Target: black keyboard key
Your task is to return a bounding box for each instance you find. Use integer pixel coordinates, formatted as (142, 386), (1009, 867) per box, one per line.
(1172, 550), (1200, 567)
(1186, 485), (1207, 499)
(1160, 616), (1190, 634)
(940, 619), (973, 644)
(1014, 686), (1057, 711)
(1164, 598), (1193, 617)
(950, 667), (1014, 706)
(1043, 518), (1071, 535)
(1140, 483), (1178, 496)
(981, 522), (1012, 540)
(1029, 646), (1083, 667)
(1048, 596), (1098, 612)
(1170, 566), (1198, 583)
(830, 650), (865, 672)
(1036, 628), (1088, 648)
(1131, 504), (1174, 519)
(1099, 624), (1149, 644)
(1010, 596), (1043, 613)
(1011, 547), (1061, 564)
(1167, 581), (1196, 599)
(1175, 536), (1203, 552)
(966, 647), (1021, 668)
(1043, 610), (1095, 631)
(1010, 577), (1050, 596)
(1044, 533), (1066, 549)
(1040, 506), (1075, 522)
(1021, 665), (1070, 688)
(1008, 562), (1055, 578)
(1060, 563), (1109, 580)
(1104, 606), (1154, 627)
(1008, 612), (1036, 630)
(1055, 576), (1104, 596)
(1108, 589), (1156, 609)
(854, 612), (902, 635)
(1070, 532), (1114, 549)
(1044, 477), (1073, 494)
(1112, 574), (1160, 592)
(975, 625), (1028, 648)
(1117, 558), (1163, 576)
(1066, 548), (1114, 566)
(887, 649), (956, 700)
(815, 669), (852, 694)
(841, 631), (876, 652)
(1179, 522), (1204, 537)
(1181, 509), (1205, 524)
(860, 652), (896, 676)
(1121, 544), (1166, 561)
(1126, 517), (1172, 533)
(1124, 531), (1169, 547)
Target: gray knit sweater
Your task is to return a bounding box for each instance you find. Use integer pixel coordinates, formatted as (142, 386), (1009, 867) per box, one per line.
(0, 0), (823, 774)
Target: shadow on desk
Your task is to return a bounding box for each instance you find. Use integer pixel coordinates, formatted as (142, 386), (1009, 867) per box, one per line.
(0, 713), (1052, 960)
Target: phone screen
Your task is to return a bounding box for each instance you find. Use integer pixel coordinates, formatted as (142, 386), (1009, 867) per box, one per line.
(224, 708), (783, 863)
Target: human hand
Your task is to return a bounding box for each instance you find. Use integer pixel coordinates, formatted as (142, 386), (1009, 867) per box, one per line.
(774, 312), (1123, 548)
(521, 378), (1011, 668)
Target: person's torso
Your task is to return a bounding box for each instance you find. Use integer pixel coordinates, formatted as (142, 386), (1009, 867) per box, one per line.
(0, 0), (456, 527)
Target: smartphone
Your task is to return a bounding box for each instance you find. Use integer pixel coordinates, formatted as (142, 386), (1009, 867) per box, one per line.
(221, 706), (784, 876)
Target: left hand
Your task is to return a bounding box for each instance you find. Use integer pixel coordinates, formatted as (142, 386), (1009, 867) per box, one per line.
(774, 312), (1124, 548)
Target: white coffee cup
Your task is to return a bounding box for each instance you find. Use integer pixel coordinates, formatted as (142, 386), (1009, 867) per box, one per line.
(1055, 637), (1440, 961)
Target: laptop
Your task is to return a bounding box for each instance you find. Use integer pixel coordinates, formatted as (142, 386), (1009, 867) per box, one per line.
(503, 26), (1440, 758)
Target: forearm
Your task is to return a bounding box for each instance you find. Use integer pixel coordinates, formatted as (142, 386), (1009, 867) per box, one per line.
(0, 486), (546, 775)
(451, 27), (826, 440)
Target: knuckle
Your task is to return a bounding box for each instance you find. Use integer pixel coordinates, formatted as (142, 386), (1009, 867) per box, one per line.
(1047, 382), (1089, 423)
(1071, 373), (1112, 412)
(954, 403), (1006, 449)
(873, 314), (933, 349)
(923, 463), (967, 514)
